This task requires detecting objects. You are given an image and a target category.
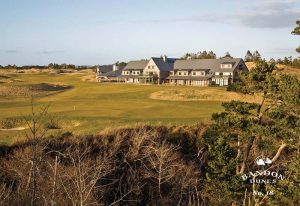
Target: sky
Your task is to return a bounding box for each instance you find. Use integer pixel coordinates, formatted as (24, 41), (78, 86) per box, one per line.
(0, 0), (299, 66)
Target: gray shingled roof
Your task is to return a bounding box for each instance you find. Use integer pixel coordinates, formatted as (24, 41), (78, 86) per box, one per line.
(101, 69), (123, 78)
(151, 57), (173, 71)
(98, 65), (125, 74)
(124, 60), (149, 70)
(173, 58), (243, 72)
(98, 65), (113, 73)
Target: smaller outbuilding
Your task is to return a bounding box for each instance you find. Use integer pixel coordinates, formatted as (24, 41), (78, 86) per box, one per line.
(96, 64), (125, 82)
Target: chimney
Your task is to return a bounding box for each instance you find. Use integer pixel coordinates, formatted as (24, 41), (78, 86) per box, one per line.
(162, 55), (167, 62)
(113, 64), (119, 71)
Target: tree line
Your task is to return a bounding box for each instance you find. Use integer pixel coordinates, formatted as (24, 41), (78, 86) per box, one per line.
(181, 51), (236, 60)
(0, 64), (97, 70)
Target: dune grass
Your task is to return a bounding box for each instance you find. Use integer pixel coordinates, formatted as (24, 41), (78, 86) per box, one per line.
(0, 71), (254, 144)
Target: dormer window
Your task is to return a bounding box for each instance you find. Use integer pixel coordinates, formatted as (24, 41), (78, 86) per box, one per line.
(221, 63), (234, 69)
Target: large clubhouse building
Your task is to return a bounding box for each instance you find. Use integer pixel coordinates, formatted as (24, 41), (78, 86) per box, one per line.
(96, 56), (249, 86)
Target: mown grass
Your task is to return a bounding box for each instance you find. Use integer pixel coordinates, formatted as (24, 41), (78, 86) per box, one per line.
(0, 72), (229, 144)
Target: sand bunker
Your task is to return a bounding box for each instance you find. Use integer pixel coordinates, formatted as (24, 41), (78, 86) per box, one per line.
(0, 127), (25, 131)
(150, 88), (262, 103)
(0, 83), (72, 97)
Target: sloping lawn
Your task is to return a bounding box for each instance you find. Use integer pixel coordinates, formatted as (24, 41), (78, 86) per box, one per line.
(0, 72), (225, 144)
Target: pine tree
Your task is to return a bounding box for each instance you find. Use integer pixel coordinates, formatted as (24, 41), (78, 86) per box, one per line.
(245, 50), (253, 62)
(292, 20), (300, 53)
(208, 51), (217, 59)
(223, 52), (233, 58)
(252, 50), (261, 61)
(205, 60), (300, 205)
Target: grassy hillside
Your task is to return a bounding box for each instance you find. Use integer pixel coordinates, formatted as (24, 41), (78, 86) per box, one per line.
(0, 70), (261, 144)
(246, 62), (300, 78)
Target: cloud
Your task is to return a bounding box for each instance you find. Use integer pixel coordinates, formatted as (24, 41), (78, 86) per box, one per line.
(40, 50), (65, 54)
(4, 50), (20, 53)
(134, 15), (219, 24)
(268, 47), (297, 54)
(229, 0), (300, 28)
(137, 0), (299, 29)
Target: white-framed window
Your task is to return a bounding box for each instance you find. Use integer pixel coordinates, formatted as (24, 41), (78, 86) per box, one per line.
(221, 64), (233, 69)
(224, 79), (228, 85)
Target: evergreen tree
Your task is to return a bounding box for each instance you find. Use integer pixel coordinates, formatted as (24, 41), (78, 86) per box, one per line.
(208, 51), (217, 59)
(204, 59), (300, 205)
(252, 50), (262, 61)
(292, 20), (300, 53)
(223, 52), (233, 58)
(245, 50), (253, 62)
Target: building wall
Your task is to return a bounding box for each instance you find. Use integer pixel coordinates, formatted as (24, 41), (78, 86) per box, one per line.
(143, 59), (160, 77)
(232, 60), (249, 81)
(169, 79), (210, 87)
(122, 69), (143, 75)
(212, 78), (230, 86)
(174, 70), (189, 76)
(124, 78), (139, 83)
(160, 71), (170, 79)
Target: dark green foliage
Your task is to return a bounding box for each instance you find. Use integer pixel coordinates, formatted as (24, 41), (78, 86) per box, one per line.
(228, 60), (277, 95)
(222, 101), (258, 114)
(223, 52), (233, 58)
(203, 134), (245, 205)
(48, 63), (76, 70)
(277, 74), (300, 104)
(245, 50), (262, 62)
(212, 112), (252, 129)
(244, 50), (253, 62)
(227, 79), (250, 93)
(276, 56), (300, 69)
(292, 20), (300, 53)
(205, 57), (300, 204)
(115, 61), (127, 67)
(182, 50), (217, 59)
(205, 137), (236, 180)
(0, 64), (97, 70)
